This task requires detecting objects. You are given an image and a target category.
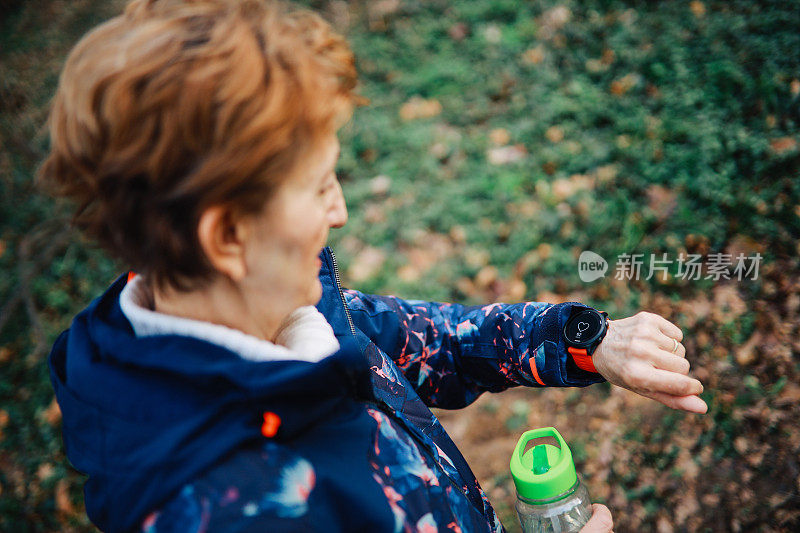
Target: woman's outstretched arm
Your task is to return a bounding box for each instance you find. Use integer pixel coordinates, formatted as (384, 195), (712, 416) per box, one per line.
(344, 289), (605, 409)
(344, 291), (706, 413)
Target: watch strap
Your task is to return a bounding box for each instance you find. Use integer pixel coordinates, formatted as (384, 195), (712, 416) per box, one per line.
(568, 346), (598, 373)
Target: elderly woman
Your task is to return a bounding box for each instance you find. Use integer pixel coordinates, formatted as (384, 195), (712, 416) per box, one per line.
(41, 1), (706, 532)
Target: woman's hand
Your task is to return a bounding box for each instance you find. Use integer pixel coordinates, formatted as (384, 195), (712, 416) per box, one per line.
(592, 312), (708, 414)
(580, 503), (614, 532)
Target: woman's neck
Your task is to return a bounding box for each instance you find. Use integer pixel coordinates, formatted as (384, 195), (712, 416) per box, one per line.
(152, 278), (283, 343)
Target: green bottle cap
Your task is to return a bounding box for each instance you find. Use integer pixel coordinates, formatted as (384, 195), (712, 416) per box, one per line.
(510, 427), (578, 502)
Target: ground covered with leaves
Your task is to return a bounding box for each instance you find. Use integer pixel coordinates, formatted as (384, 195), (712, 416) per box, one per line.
(1, 0), (799, 531)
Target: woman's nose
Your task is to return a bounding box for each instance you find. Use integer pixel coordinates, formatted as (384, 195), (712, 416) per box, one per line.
(328, 180), (348, 228)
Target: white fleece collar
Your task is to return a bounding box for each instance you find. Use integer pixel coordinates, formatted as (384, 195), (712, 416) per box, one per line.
(119, 275), (340, 363)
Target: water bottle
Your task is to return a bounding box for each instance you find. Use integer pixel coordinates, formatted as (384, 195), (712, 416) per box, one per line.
(510, 427), (593, 533)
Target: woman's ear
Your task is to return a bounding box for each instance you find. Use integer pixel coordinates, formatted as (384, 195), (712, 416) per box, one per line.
(197, 205), (250, 282)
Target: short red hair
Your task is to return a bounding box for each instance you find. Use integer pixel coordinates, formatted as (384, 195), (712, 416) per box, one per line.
(39, 0), (362, 291)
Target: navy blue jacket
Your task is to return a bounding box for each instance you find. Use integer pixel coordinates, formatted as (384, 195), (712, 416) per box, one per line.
(48, 247), (605, 532)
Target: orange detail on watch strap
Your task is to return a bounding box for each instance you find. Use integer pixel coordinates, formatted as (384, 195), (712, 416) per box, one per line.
(568, 346), (598, 373)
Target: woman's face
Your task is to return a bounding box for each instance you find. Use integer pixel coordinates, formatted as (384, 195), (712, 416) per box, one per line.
(241, 134), (347, 322)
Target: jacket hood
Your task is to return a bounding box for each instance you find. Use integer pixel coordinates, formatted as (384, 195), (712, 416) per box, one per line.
(48, 266), (371, 532)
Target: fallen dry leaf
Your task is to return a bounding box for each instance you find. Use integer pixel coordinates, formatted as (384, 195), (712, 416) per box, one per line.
(674, 489), (700, 524)
(521, 46), (545, 65)
(338, 235), (363, 256)
(497, 278), (526, 302)
(537, 243), (552, 260)
(348, 246), (386, 282)
(464, 247), (490, 268)
(594, 164), (618, 183)
(487, 144), (527, 165)
(363, 203), (385, 224)
(368, 0), (400, 18)
(645, 115), (662, 138)
(0, 409), (7, 443)
(506, 200), (541, 219)
(448, 22), (469, 41)
(610, 73), (641, 96)
(777, 382), (800, 404)
(474, 265), (498, 289)
(538, 6), (571, 40)
(56, 479), (75, 515)
(656, 516), (674, 533)
(545, 125), (565, 143)
(725, 234), (766, 258)
(367, 0), (401, 30)
(535, 291), (571, 304)
(690, 1), (706, 17)
(482, 24), (501, 44)
(397, 264), (420, 282)
(37, 462), (55, 481)
(733, 436), (749, 454)
(43, 397), (61, 427)
(551, 174), (595, 201)
(678, 294), (712, 327)
(736, 331), (762, 366)
(646, 184), (678, 222)
(489, 128), (511, 146)
(416, 231), (453, 257)
(585, 58), (606, 73)
(369, 175), (392, 196)
(770, 137), (797, 154)
(456, 276), (477, 298)
(429, 142), (448, 159)
(675, 448), (700, 481)
(397, 231), (454, 282)
(449, 225), (466, 244)
(399, 96), (442, 121)
(713, 284), (747, 322)
(684, 233), (711, 255)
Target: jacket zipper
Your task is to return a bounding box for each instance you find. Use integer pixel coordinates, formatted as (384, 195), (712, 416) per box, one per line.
(329, 248), (357, 337)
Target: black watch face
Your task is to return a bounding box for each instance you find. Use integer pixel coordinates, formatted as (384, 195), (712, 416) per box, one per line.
(564, 309), (605, 348)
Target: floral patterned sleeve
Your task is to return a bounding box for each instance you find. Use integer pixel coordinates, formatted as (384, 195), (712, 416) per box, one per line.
(343, 290), (606, 409)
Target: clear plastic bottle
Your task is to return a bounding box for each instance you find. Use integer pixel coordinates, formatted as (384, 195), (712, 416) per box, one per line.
(510, 427), (593, 533)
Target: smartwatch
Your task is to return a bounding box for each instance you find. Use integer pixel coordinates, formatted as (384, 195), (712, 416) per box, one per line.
(563, 308), (609, 373)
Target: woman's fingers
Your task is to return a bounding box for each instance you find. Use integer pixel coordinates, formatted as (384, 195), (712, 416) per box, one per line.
(641, 390), (708, 414)
(635, 366), (703, 396)
(579, 503), (614, 533)
(650, 350), (691, 375)
(593, 312), (710, 415)
(651, 331), (686, 356)
(651, 313), (683, 341)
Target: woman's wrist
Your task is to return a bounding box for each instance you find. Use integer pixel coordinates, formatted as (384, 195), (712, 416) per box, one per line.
(591, 319), (614, 378)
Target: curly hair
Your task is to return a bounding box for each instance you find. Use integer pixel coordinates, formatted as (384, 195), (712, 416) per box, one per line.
(38, 0), (362, 291)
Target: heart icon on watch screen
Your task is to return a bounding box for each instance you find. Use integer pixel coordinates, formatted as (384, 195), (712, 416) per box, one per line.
(577, 321), (590, 333)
